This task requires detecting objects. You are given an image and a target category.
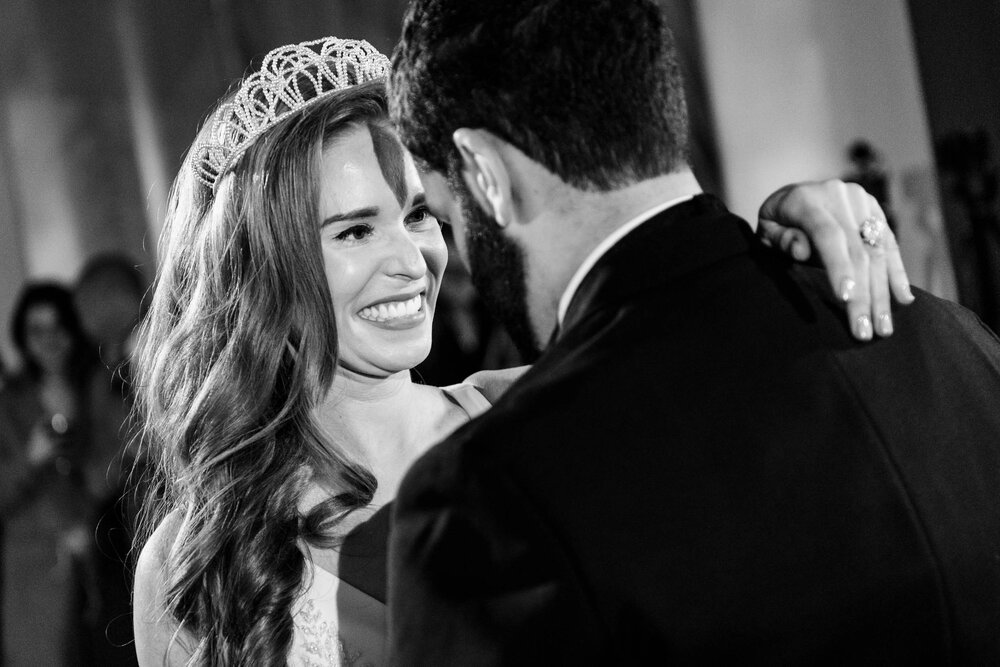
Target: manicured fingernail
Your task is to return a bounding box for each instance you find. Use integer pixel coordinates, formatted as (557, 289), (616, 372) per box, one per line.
(877, 313), (893, 336)
(903, 282), (915, 302)
(856, 314), (873, 340)
(839, 278), (856, 302)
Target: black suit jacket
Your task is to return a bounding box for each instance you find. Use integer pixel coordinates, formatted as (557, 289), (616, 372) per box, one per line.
(388, 195), (1000, 665)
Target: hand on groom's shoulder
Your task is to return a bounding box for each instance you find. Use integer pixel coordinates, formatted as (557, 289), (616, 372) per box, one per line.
(462, 365), (531, 405)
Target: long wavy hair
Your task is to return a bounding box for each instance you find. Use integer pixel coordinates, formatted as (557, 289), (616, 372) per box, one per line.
(133, 81), (391, 664)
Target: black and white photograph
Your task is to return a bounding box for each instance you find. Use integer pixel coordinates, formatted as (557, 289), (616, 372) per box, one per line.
(0, 1), (998, 665)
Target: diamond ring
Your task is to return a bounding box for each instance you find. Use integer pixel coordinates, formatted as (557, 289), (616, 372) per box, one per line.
(859, 215), (887, 248)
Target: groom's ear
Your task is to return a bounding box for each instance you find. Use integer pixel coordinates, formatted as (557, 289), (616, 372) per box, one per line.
(452, 128), (513, 228)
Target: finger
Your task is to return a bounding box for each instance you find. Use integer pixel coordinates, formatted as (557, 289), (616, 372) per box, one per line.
(868, 239), (892, 337)
(886, 244), (914, 304)
(779, 228), (797, 255)
(792, 205), (857, 303)
(850, 189), (893, 337)
(865, 198), (895, 335)
(759, 219), (814, 263)
(776, 228), (811, 262)
(837, 184), (875, 341)
(756, 184), (796, 232)
(788, 230), (812, 262)
(756, 218), (784, 248)
(879, 217), (915, 304)
(846, 242), (874, 340)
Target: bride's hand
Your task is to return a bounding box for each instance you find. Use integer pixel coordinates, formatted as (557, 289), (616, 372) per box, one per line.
(464, 366), (531, 404)
(757, 179), (915, 341)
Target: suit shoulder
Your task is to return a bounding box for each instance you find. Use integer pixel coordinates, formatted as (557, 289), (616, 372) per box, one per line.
(399, 383), (553, 506)
(894, 288), (1000, 364)
(916, 288), (1000, 336)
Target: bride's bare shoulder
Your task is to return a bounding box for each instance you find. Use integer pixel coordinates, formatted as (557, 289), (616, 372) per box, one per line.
(134, 510), (196, 665)
(137, 510), (183, 574)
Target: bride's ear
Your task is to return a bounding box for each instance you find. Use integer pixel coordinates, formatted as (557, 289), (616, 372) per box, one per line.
(452, 128), (513, 228)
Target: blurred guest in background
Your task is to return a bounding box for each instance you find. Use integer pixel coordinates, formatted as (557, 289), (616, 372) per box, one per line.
(75, 253), (147, 493)
(0, 282), (95, 666)
(73, 254), (147, 666)
(844, 139), (896, 234)
(75, 254), (146, 374)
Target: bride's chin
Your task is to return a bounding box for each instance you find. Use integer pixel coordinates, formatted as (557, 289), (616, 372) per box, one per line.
(337, 350), (431, 381)
(376, 341), (433, 374)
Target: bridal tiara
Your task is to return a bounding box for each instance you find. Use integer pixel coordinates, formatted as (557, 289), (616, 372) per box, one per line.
(191, 36), (391, 190)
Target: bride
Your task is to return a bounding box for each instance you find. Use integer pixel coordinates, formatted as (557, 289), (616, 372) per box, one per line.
(132, 36), (910, 666)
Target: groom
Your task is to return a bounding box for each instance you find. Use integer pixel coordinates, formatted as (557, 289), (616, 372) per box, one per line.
(385, 0), (1000, 663)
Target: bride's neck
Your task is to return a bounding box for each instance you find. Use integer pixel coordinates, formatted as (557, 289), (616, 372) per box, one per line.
(313, 367), (437, 502)
(328, 365), (414, 405)
(319, 366), (418, 440)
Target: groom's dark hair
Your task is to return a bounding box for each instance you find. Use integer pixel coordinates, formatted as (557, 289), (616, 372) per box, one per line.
(389, 0), (690, 192)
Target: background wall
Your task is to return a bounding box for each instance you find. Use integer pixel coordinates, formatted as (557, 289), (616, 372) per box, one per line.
(695, 0), (956, 300)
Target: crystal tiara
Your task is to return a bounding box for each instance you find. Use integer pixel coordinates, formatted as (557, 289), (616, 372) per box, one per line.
(192, 36), (391, 190)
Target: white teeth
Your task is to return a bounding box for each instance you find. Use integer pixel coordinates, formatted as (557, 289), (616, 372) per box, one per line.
(358, 294), (423, 322)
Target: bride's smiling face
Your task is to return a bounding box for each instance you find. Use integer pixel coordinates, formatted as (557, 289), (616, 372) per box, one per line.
(318, 122), (447, 377)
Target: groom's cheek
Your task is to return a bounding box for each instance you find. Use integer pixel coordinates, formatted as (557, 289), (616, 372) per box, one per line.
(419, 172), (472, 267)
(450, 212), (472, 269)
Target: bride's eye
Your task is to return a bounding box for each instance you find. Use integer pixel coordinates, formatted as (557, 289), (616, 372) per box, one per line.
(405, 206), (440, 228)
(334, 224), (374, 242)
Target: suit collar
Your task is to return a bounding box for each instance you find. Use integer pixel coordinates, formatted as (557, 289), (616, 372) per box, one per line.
(556, 193), (697, 326)
(558, 194), (752, 338)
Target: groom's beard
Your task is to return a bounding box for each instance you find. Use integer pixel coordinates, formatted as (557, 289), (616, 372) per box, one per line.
(456, 184), (542, 362)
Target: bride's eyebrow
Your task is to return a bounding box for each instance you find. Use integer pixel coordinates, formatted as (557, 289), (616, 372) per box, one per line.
(369, 123), (407, 208)
(321, 206), (379, 227)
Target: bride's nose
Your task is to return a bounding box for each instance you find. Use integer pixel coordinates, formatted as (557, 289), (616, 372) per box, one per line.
(383, 228), (427, 279)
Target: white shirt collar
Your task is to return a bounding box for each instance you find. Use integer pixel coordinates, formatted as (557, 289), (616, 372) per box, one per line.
(556, 194), (696, 327)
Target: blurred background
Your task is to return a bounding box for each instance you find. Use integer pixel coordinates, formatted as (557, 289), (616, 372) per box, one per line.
(0, 0), (997, 664)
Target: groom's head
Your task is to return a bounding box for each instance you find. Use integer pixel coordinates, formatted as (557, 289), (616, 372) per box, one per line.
(389, 0), (690, 356)
(390, 0), (689, 189)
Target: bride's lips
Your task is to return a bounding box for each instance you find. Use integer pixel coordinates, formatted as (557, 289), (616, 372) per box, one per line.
(357, 291), (427, 330)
